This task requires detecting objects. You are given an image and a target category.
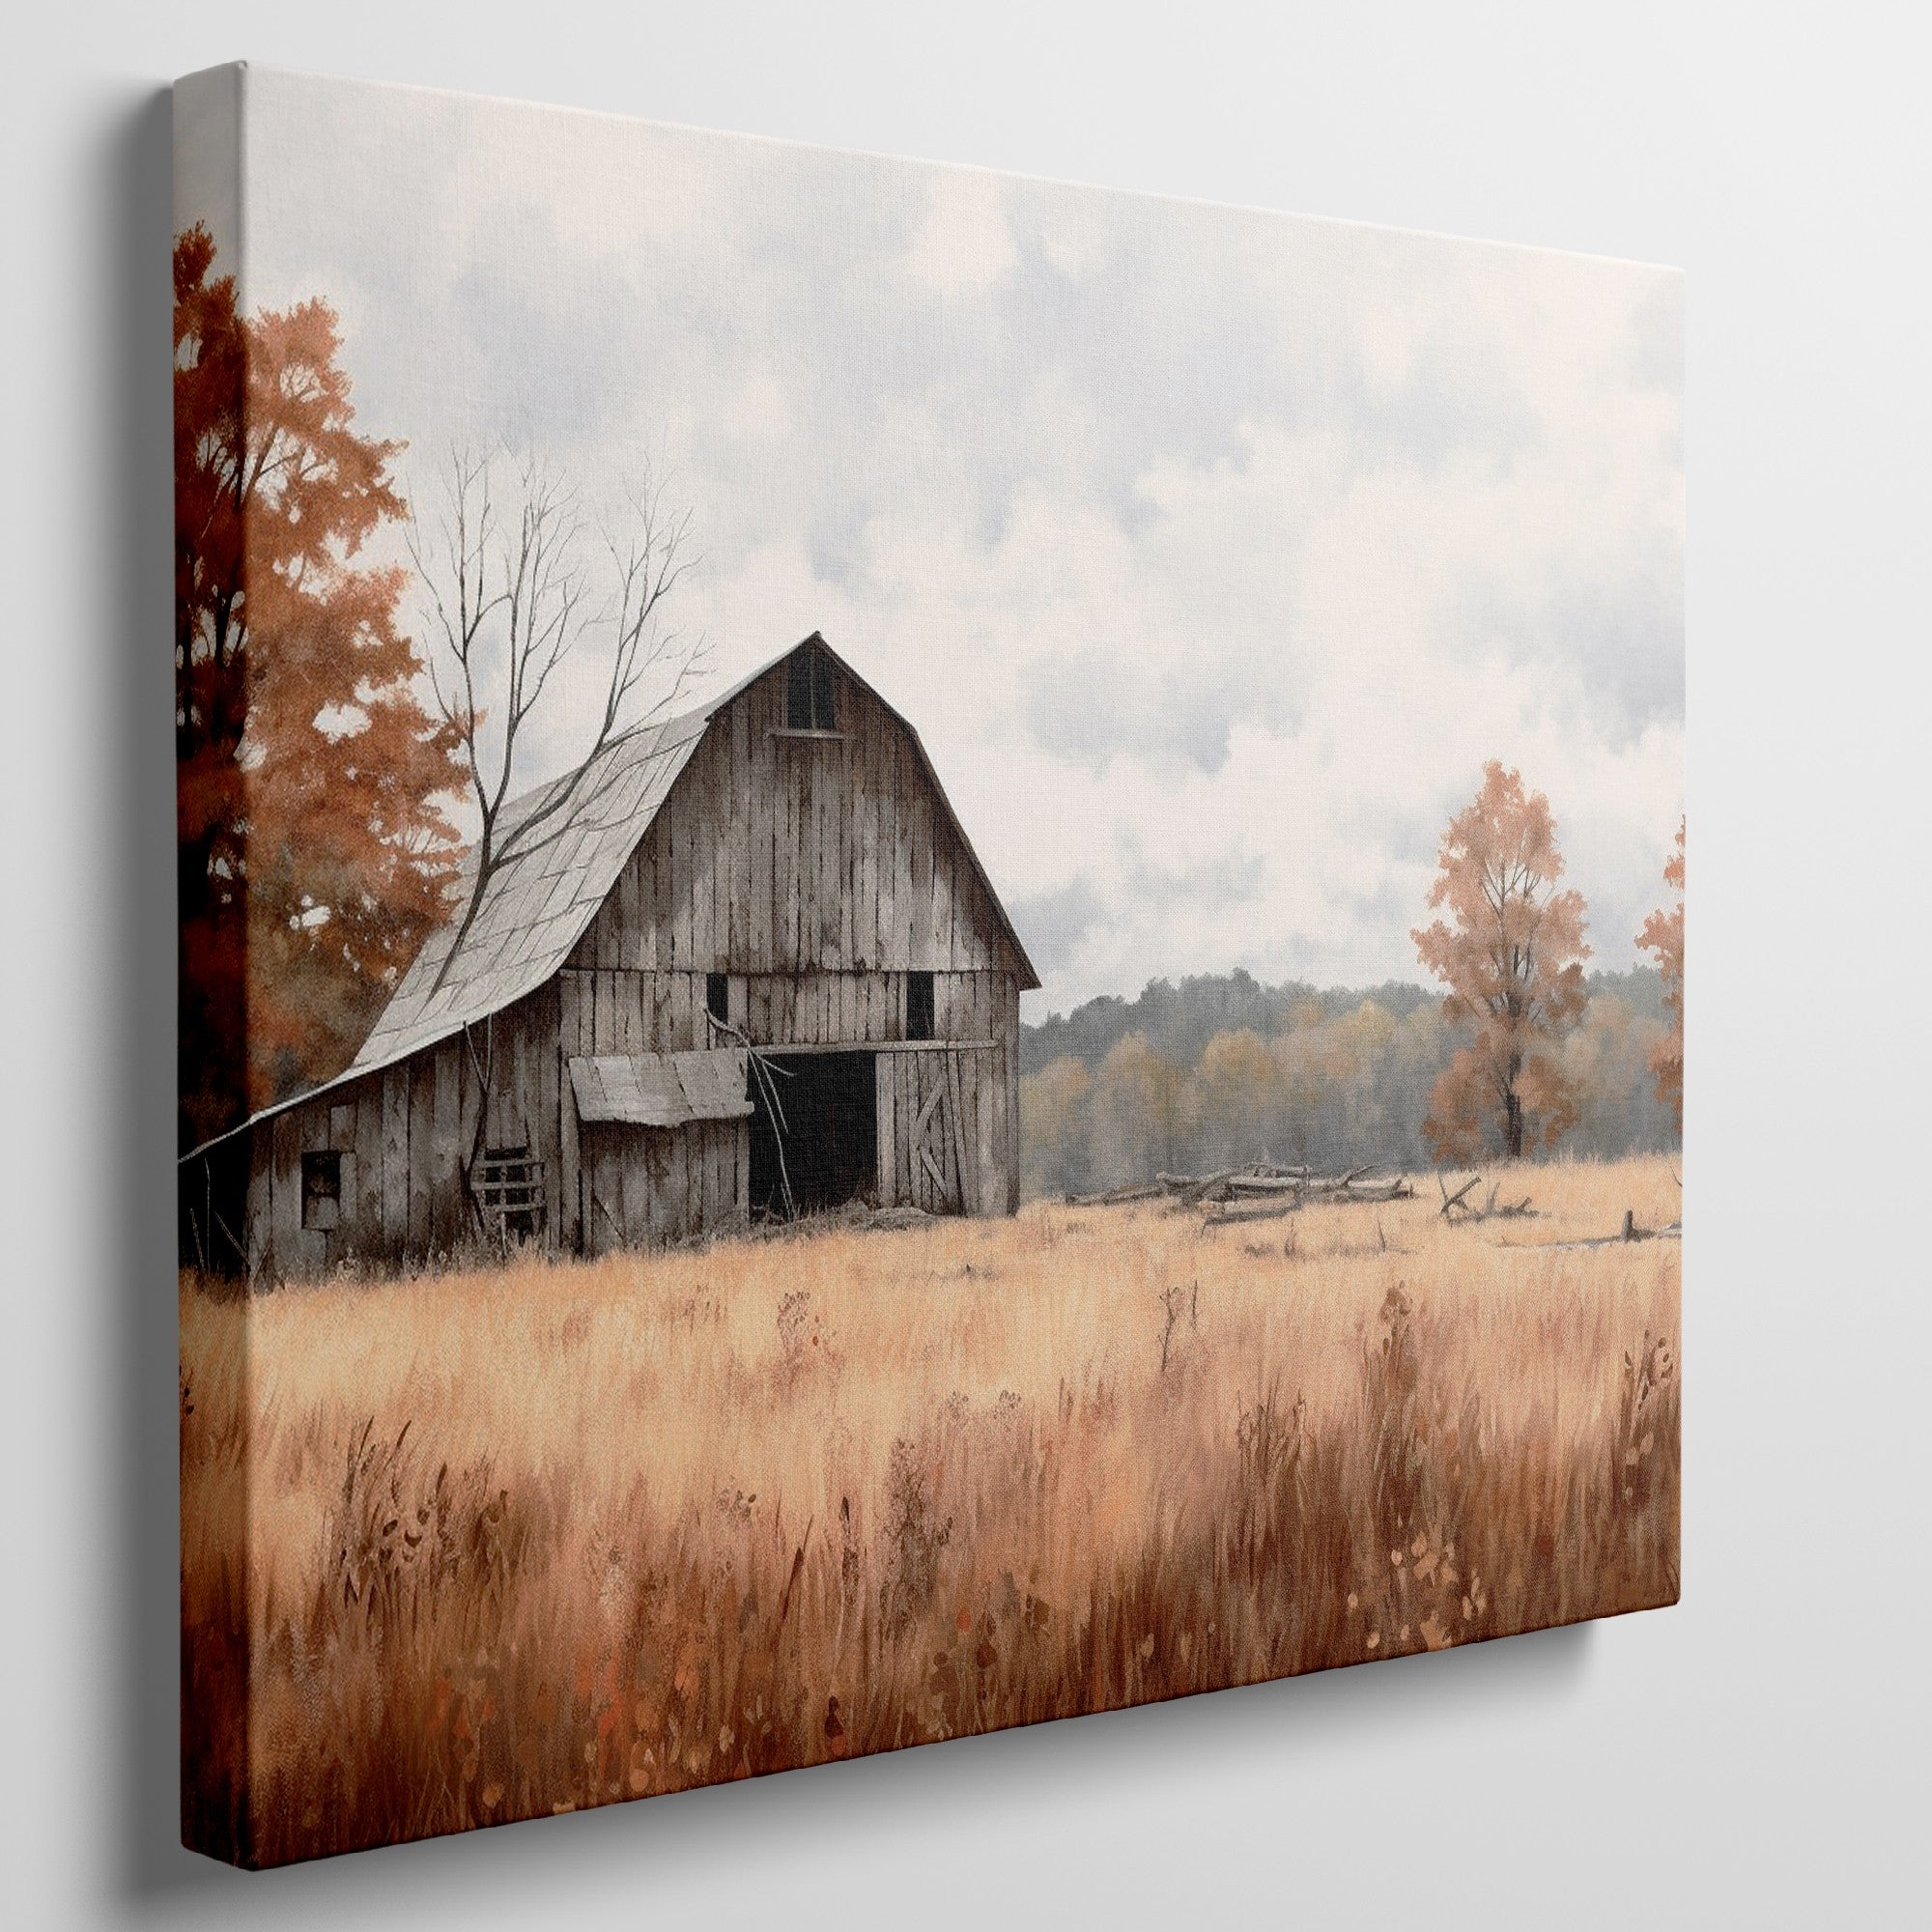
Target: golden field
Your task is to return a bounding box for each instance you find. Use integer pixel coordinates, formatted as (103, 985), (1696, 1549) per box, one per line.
(180, 1156), (1680, 1867)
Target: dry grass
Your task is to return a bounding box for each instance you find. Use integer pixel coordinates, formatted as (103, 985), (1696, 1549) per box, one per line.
(180, 1155), (1680, 1867)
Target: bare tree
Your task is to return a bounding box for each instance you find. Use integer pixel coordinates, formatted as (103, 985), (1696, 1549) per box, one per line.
(410, 447), (706, 1000)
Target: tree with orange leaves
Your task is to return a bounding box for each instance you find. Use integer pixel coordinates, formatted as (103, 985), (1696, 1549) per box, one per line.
(1637, 819), (1686, 1129)
(1412, 763), (1590, 1160)
(176, 224), (466, 1144)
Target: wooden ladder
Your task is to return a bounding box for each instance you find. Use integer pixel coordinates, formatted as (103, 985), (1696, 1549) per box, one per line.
(472, 1145), (547, 1244)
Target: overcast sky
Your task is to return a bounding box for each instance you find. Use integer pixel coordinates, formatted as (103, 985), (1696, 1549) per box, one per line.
(191, 66), (1684, 1019)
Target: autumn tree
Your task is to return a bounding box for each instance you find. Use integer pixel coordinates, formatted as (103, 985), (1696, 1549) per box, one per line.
(176, 224), (466, 1144)
(1637, 818), (1686, 1129)
(1019, 1055), (1094, 1198)
(410, 448), (705, 1002)
(1558, 994), (1677, 1155)
(1412, 762), (1590, 1160)
(1192, 1028), (1283, 1169)
(1089, 1032), (1189, 1187)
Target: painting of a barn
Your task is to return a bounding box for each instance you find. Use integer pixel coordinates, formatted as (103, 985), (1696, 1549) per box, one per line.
(180, 633), (1038, 1280)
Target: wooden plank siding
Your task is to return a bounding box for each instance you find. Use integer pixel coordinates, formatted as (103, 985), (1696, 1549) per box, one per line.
(582, 1118), (748, 1254)
(224, 648), (1028, 1280)
(240, 982), (566, 1280)
(546, 663), (1027, 1223)
(567, 660), (1016, 980)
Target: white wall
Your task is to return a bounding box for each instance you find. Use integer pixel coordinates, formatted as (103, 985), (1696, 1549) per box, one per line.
(3, 5), (1924, 1925)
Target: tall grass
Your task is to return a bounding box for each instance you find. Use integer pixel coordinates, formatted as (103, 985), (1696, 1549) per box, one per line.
(180, 1156), (1680, 1867)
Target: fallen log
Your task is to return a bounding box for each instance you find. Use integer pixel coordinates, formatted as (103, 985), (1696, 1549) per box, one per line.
(1332, 1179), (1415, 1203)
(1139, 1161), (1420, 1215)
(1065, 1181), (1166, 1208)
(1501, 1215), (1682, 1252)
(1231, 1165), (1397, 1195)
(1208, 1176), (1412, 1216)
(1204, 1197), (1303, 1228)
(1157, 1168), (1237, 1204)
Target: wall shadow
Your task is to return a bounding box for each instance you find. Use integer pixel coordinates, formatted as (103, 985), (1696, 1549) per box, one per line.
(100, 80), (188, 1909)
(131, 1617), (1597, 1914)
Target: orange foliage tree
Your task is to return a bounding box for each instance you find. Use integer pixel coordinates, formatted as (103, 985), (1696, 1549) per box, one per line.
(175, 224), (466, 1144)
(1637, 818), (1685, 1129)
(1412, 762), (1590, 1160)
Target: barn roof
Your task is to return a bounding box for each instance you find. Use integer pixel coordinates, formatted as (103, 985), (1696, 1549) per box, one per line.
(182, 633), (1037, 1161)
(350, 710), (709, 1075)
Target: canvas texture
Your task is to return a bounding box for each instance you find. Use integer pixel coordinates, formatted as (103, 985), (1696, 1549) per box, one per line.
(174, 63), (1684, 1868)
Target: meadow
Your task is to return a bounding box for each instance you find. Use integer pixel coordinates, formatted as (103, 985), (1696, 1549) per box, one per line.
(180, 1156), (1680, 1867)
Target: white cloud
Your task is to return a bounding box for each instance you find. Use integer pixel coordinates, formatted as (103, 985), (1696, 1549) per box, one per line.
(223, 70), (1684, 1018)
(904, 166), (1017, 297)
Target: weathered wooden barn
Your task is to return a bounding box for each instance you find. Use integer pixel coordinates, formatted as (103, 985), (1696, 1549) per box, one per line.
(180, 634), (1039, 1280)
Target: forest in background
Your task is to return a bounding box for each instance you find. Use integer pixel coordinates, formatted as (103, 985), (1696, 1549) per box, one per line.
(1019, 965), (1679, 1198)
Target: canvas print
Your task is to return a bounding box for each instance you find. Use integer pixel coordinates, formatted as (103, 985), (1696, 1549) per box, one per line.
(175, 64), (1684, 1868)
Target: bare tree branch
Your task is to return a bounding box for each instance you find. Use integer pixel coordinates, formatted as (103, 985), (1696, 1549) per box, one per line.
(411, 446), (708, 1001)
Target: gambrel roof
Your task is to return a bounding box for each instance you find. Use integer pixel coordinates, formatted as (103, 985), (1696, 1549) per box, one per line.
(182, 633), (1037, 1159)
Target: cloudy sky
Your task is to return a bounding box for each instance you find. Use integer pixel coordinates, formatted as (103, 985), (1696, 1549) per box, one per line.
(186, 67), (1683, 1019)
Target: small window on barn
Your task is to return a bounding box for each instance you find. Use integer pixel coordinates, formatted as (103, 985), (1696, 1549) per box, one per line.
(786, 643), (838, 731)
(812, 649), (838, 729)
(906, 971), (935, 1041)
(706, 972), (730, 1029)
(301, 1151), (341, 1232)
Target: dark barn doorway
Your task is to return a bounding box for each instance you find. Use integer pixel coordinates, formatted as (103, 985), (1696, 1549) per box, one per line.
(751, 1051), (877, 1217)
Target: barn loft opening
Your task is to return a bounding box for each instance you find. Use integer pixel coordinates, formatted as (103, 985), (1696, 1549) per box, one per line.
(785, 643), (838, 731)
(906, 970), (935, 1041)
(300, 1151), (341, 1232)
(706, 972), (729, 1028)
(750, 1051), (875, 1218)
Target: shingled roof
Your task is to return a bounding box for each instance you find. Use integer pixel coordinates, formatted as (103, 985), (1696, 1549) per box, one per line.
(182, 633), (1037, 1160)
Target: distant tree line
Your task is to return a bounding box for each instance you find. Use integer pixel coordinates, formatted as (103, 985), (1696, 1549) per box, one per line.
(1018, 965), (1679, 1198)
(1021, 765), (1685, 1198)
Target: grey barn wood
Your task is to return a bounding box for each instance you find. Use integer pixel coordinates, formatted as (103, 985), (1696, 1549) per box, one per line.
(180, 634), (1038, 1280)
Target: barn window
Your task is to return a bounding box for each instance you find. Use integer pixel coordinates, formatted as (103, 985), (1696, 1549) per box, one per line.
(706, 972), (730, 1029)
(786, 644), (838, 731)
(906, 971), (935, 1041)
(300, 1151), (341, 1232)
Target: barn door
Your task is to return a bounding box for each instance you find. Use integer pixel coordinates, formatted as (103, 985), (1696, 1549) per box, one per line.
(907, 1049), (974, 1215)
